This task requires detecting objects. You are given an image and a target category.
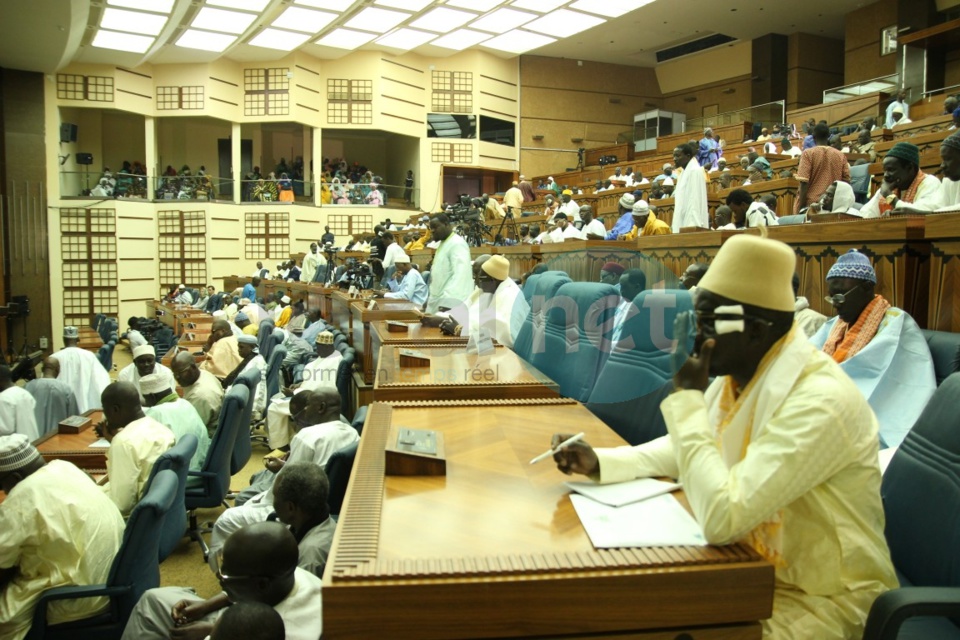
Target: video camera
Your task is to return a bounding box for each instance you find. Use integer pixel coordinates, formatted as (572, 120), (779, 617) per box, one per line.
(447, 194), (482, 223)
(10, 350), (43, 383)
(598, 155), (618, 167)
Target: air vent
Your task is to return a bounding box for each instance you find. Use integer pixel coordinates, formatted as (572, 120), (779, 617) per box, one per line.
(656, 34), (737, 63)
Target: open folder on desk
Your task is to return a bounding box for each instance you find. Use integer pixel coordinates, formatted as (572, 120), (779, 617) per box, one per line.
(88, 438), (110, 448)
(565, 478), (680, 508)
(571, 493), (705, 548)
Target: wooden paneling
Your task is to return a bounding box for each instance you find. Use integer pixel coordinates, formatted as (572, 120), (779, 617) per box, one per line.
(787, 91), (889, 130)
(660, 76), (754, 121)
(843, 0), (898, 84)
(923, 213), (960, 332)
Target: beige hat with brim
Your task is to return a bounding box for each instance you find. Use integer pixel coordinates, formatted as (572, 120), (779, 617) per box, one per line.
(481, 255), (510, 281)
(697, 234), (796, 312)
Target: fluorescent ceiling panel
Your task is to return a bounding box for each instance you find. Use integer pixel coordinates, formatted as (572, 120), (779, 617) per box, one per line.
(193, 7), (258, 35)
(376, 28), (436, 50)
(375, 0), (434, 10)
(411, 7), (477, 33)
(524, 9), (605, 37)
(569, 0), (656, 19)
(176, 29), (237, 52)
(481, 28), (554, 54)
(470, 7), (537, 33)
(249, 27), (312, 50)
(101, 8), (168, 36)
(207, 0), (271, 10)
(429, 28), (492, 50)
(296, 0), (355, 9)
(512, 0), (567, 10)
(315, 27), (378, 49)
(91, 29), (155, 53)
(447, 0), (504, 10)
(106, 0), (174, 12)
(344, 7), (411, 33)
(273, 6), (337, 33)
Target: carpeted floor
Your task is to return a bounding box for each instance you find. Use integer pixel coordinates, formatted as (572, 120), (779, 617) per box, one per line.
(113, 344), (272, 598)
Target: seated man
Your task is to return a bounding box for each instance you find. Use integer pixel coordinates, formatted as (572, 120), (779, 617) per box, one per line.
(140, 373), (211, 471)
(99, 381), (175, 516)
(377, 254), (427, 306)
(810, 250), (935, 448)
(0, 366), (38, 440)
(546, 213), (582, 242)
(0, 435), (125, 640)
(235, 311), (257, 336)
(171, 351), (223, 436)
(121, 317), (148, 350)
(608, 269), (647, 346)
(860, 142), (942, 217)
(274, 328), (315, 369)
(223, 335), (267, 419)
(200, 320), (243, 380)
(553, 234), (897, 638)
(24, 357), (79, 437)
(272, 463), (337, 579)
(579, 205), (608, 240)
(210, 390), (358, 562)
(119, 345), (177, 402)
(726, 189), (778, 227)
(121, 522), (323, 640)
(265, 330), (343, 449)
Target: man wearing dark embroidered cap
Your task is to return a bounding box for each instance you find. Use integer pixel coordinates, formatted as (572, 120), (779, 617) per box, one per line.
(860, 141), (943, 217)
(551, 234), (897, 638)
(937, 131), (960, 209)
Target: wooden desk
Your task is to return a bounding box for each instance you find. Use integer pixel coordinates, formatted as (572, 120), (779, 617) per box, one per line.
(373, 344), (559, 401)
(350, 300), (430, 384)
(369, 321), (469, 382)
(324, 400), (773, 639)
(34, 410), (106, 472)
(149, 302), (210, 335)
(331, 290), (359, 341)
(922, 212), (960, 332)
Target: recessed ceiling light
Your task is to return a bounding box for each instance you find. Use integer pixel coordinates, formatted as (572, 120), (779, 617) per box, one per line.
(375, 27), (436, 50)
(106, 0), (174, 13)
(272, 7), (338, 33)
(249, 27), (312, 50)
(447, 0), (504, 10)
(91, 29), (155, 54)
(524, 9), (605, 37)
(512, 0), (567, 10)
(315, 27), (378, 49)
(296, 0), (356, 9)
(429, 28), (491, 50)
(100, 8), (168, 36)
(193, 7), (258, 35)
(569, 0), (655, 18)
(470, 7), (537, 33)
(176, 29), (237, 52)
(480, 28), (554, 54)
(207, 0), (271, 10)
(344, 7), (411, 33)
(375, 0), (433, 10)
(411, 7), (477, 33)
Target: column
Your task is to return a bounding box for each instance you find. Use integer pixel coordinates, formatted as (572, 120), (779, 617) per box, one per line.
(232, 123), (241, 205)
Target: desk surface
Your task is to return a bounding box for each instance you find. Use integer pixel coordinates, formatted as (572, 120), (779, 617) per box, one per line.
(323, 400), (773, 639)
(34, 410), (106, 471)
(371, 321), (468, 345)
(373, 344), (559, 401)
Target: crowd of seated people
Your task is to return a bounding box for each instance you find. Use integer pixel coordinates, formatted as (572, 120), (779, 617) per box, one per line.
(318, 158), (388, 206)
(242, 158), (305, 203)
(155, 164), (217, 201)
(88, 160), (148, 198)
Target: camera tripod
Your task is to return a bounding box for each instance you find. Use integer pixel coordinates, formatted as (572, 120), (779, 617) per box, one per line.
(494, 209), (520, 245)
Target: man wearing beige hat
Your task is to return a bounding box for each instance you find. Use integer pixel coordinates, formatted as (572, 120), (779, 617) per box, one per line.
(171, 351), (223, 436)
(50, 326), (111, 413)
(200, 320), (243, 381)
(439, 255), (528, 350)
(0, 434), (124, 640)
(552, 234), (897, 638)
(118, 344), (177, 403)
(141, 373), (211, 471)
(265, 330), (342, 449)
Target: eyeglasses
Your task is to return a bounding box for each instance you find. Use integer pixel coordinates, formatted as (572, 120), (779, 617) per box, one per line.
(824, 282), (864, 307)
(214, 550), (295, 583)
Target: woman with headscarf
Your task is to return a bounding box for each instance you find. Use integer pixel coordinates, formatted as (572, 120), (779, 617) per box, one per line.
(277, 172), (294, 202)
(697, 128), (720, 170)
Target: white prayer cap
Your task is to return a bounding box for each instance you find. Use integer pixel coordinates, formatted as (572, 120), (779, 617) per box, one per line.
(662, 163), (672, 170)
(547, 176), (554, 181)
(63, 326), (79, 339)
(632, 200), (650, 214)
(237, 334), (258, 346)
(316, 330), (334, 345)
(697, 235), (796, 313)
(0, 434), (40, 472)
(139, 373), (169, 396)
(132, 345), (155, 360)
(239, 298), (250, 306)
(213, 310), (226, 318)
(662, 177), (675, 186)
(281, 295), (291, 304)
(178, 284), (186, 289)
(394, 254), (411, 264)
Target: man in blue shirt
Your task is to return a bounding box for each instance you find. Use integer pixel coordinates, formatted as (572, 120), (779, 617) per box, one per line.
(379, 255), (427, 307)
(242, 277), (259, 304)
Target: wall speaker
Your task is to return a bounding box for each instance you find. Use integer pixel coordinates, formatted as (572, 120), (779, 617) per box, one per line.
(75, 152), (93, 165)
(60, 122), (78, 143)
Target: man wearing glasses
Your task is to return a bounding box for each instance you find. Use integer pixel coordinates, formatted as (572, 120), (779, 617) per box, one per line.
(810, 249), (935, 449)
(551, 235), (897, 638)
(122, 522), (323, 640)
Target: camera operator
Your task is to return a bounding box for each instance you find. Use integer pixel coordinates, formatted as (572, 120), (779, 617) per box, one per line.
(503, 182), (523, 217)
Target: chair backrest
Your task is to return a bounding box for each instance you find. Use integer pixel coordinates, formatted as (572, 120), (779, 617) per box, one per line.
(98, 341), (115, 371)
(777, 214), (807, 226)
(143, 434), (198, 561)
(258, 319), (275, 359)
(108, 468), (178, 618)
(351, 405), (368, 436)
(230, 367), (261, 474)
(586, 289), (694, 445)
(513, 271), (571, 362)
(334, 334), (348, 350)
(193, 385), (248, 505)
(521, 273), (542, 304)
(92, 312), (105, 331)
(882, 372), (960, 588)
(337, 348), (355, 411)
(325, 442), (359, 516)
(265, 344), (287, 399)
(921, 329), (960, 386)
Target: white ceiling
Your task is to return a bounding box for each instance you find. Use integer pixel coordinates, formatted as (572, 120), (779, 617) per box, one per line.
(0, 0), (869, 74)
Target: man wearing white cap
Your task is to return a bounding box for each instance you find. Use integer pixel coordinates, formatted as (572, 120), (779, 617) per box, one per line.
(275, 295), (292, 327)
(141, 373), (211, 471)
(118, 344), (177, 403)
(671, 143), (709, 231)
(301, 242), (326, 283)
(224, 334), (267, 419)
(265, 330), (342, 449)
(0, 434), (124, 640)
(0, 366), (38, 441)
(200, 320), (243, 381)
(99, 381), (175, 516)
(173, 284), (192, 305)
(379, 254), (427, 307)
(50, 326), (111, 413)
(553, 234), (897, 638)
(438, 255), (528, 350)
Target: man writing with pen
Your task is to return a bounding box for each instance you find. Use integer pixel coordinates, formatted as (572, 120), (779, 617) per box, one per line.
(551, 235), (896, 639)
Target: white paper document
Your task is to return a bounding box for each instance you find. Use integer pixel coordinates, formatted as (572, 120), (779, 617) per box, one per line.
(564, 478), (681, 508)
(88, 438), (111, 448)
(570, 493), (706, 548)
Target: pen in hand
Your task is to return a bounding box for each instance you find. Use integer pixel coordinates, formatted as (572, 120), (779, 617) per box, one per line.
(530, 432), (585, 465)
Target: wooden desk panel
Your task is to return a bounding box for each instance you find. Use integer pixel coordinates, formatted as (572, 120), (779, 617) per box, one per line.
(324, 400), (773, 639)
(350, 300), (425, 384)
(34, 410), (106, 471)
(370, 321), (469, 381)
(331, 291), (357, 341)
(373, 345), (559, 401)
(922, 212), (960, 332)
